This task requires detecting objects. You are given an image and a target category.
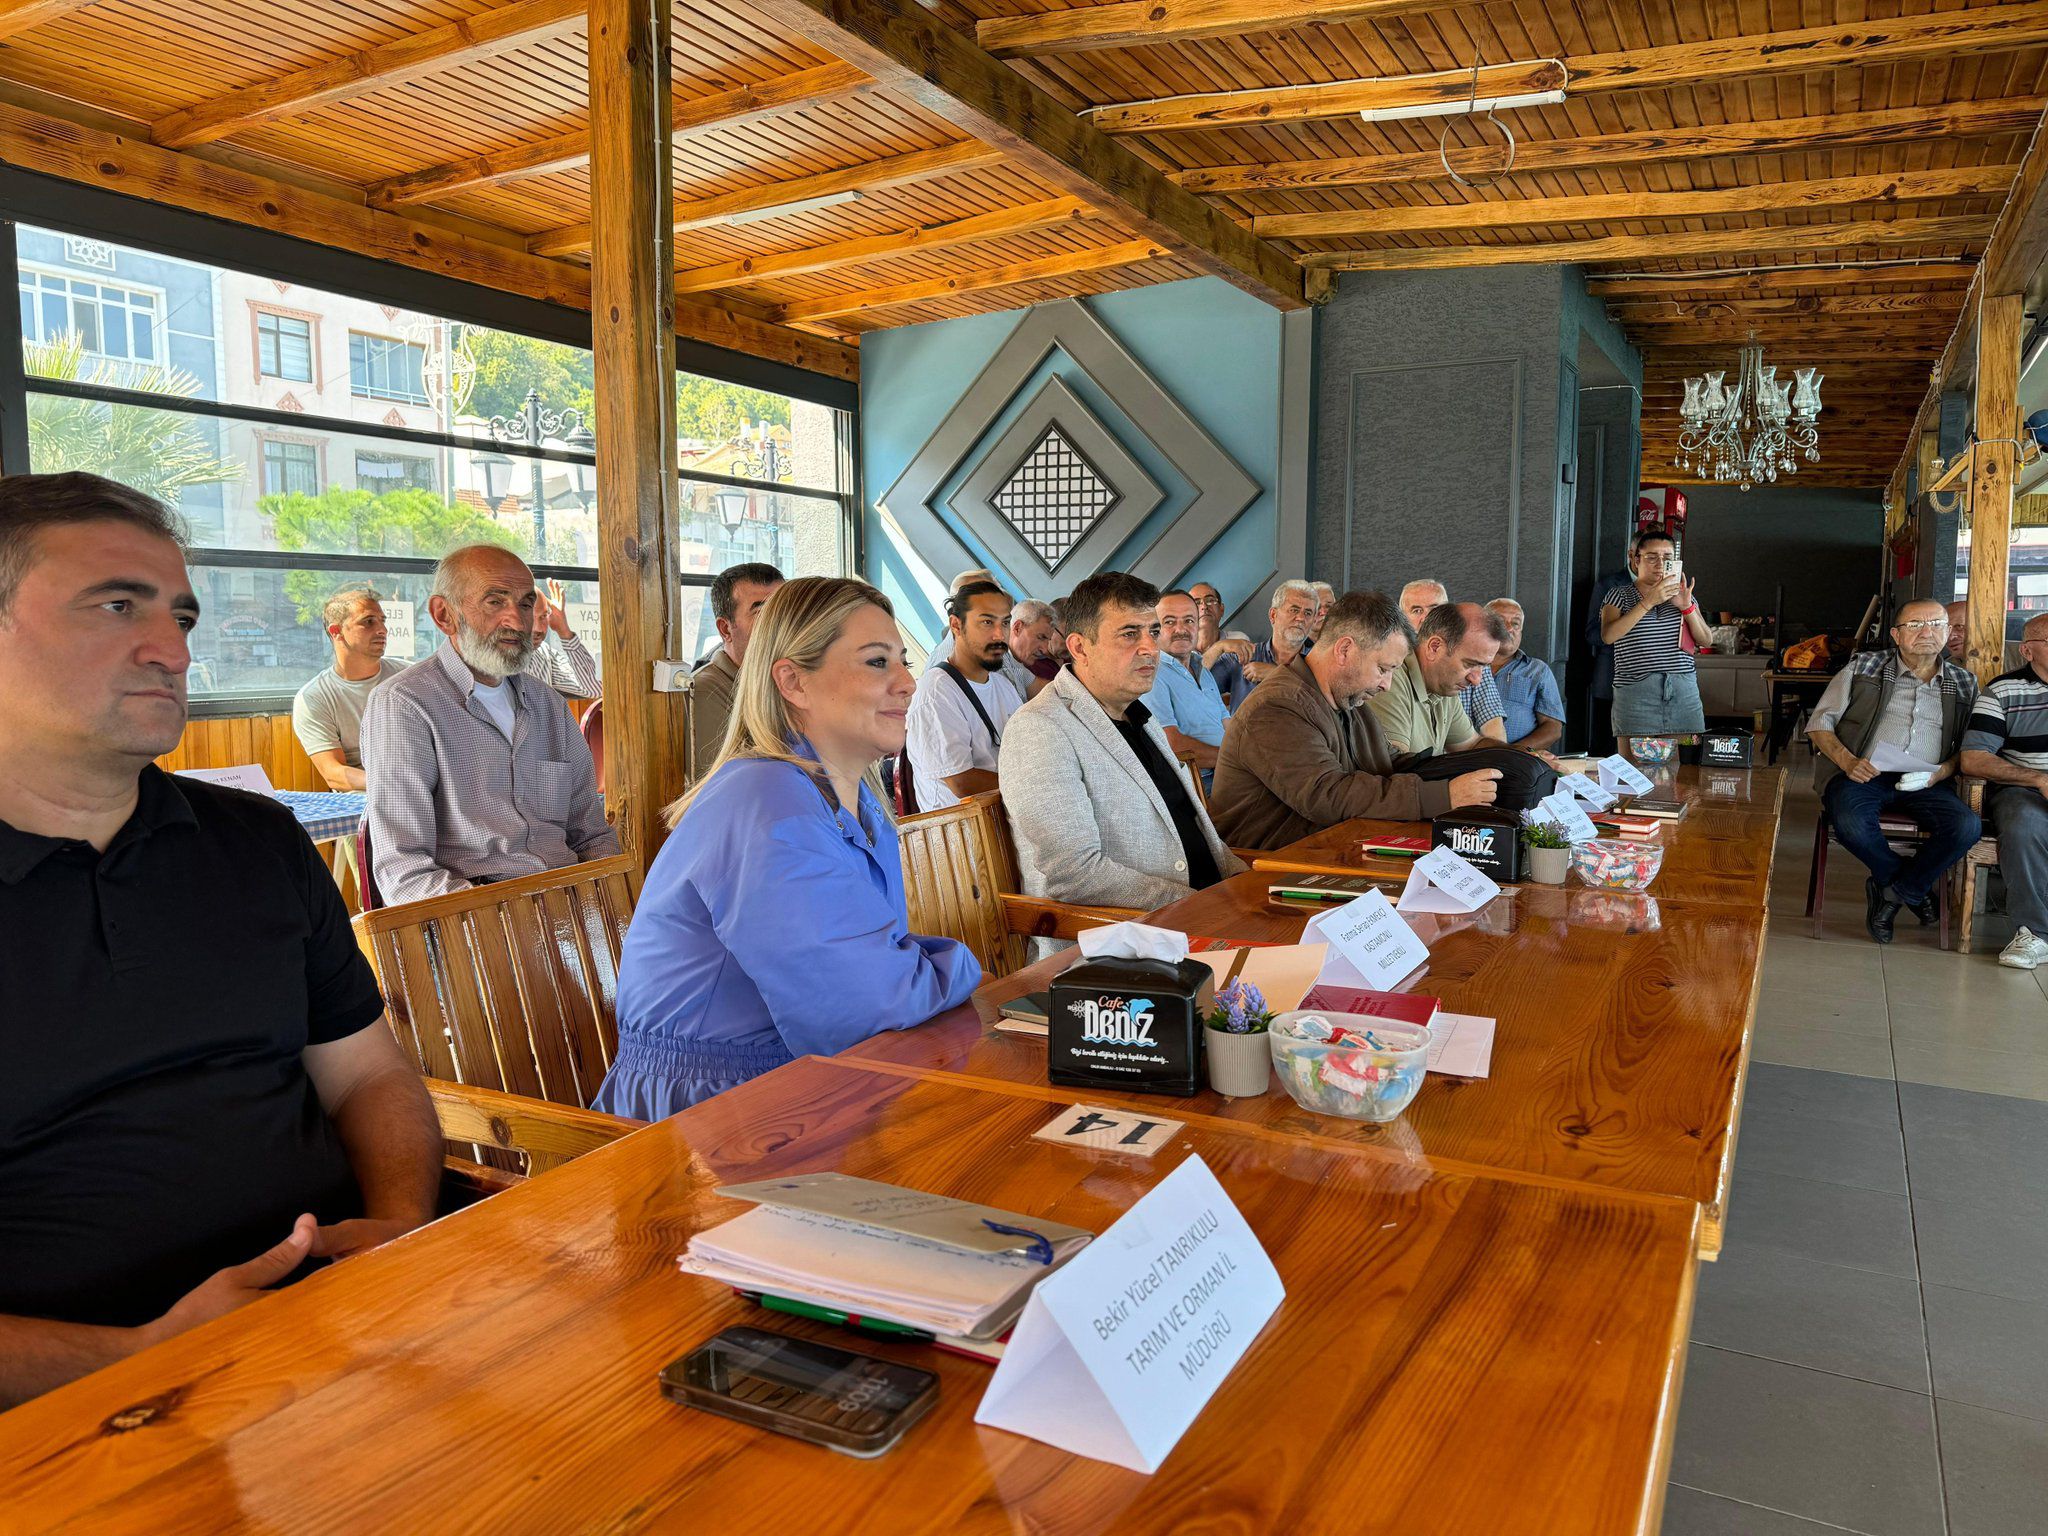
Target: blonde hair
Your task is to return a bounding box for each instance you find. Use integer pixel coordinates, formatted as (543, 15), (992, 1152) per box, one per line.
(665, 575), (896, 828)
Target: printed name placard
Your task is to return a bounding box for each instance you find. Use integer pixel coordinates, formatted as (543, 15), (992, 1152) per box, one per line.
(175, 764), (276, 794)
(1558, 771), (1617, 810)
(1597, 754), (1655, 795)
(1397, 845), (1500, 915)
(976, 1154), (1283, 1473)
(1032, 1105), (1184, 1159)
(1303, 889), (1430, 991)
(567, 601), (604, 649)
(1528, 790), (1599, 844)
(382, 600), (417, 660)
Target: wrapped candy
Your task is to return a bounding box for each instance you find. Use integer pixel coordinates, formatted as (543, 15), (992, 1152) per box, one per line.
(1268, 1010), (1431, 1121)
(1570, 837), (1663, 892)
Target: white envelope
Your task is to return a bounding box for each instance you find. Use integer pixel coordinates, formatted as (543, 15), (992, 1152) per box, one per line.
(975, 1155), (1284, 1473)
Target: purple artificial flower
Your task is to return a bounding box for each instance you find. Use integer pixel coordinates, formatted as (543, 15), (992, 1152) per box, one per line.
(1211, 978), (1272, 1035)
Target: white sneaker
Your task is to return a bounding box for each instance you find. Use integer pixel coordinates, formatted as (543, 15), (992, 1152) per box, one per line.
(2000, 928), (2048, 970)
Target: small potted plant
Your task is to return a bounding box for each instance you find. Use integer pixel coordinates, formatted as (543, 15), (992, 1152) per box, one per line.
(1205, 979), (1274, 1097)
(1523, 822), (1573, 885)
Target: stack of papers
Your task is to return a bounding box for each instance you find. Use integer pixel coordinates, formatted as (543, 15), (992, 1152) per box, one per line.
(681, 1177), (1091, 1341)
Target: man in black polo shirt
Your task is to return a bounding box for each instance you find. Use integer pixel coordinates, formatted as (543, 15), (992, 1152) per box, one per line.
(998, 571), (1244, 921)
(0, 472), (441, 1409)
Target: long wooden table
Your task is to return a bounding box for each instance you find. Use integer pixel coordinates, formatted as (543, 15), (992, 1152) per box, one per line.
(1254, 765), (1788, 911)
(0, 1057), (1700, 1534)
(853, 765), (1783, 1258)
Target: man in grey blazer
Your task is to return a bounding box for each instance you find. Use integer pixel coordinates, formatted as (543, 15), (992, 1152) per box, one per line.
(999, 571), (1245, 915)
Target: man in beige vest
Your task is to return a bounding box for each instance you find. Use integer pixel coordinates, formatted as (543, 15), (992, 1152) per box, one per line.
(689, 561), (783, 778)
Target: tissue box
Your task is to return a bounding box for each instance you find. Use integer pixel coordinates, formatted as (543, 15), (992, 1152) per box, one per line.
(1430, 808), (1524, 883)
(1047, 956), (1215, 1098)
(1699, 731), (1753, 768)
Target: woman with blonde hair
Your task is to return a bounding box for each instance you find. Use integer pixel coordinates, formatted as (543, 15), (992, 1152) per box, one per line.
(592, 577), (980, 1117)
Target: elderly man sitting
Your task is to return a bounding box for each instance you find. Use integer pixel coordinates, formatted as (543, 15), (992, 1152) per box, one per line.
(1210, 578), (1319, 705)
(362, 543), (619, 905)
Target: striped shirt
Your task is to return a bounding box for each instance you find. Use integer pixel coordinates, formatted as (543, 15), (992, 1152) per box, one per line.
(526, 632), (600, 698)
(1603, 584), (1695, 686)
(360, 644), (620, 905)
(1961, 666), (2048, 772)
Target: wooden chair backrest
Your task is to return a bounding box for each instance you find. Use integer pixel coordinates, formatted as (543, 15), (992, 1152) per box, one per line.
(1177, 752), (1212, 813)
(353, 854), (640, 1110)
(896, 791), (1028, 979)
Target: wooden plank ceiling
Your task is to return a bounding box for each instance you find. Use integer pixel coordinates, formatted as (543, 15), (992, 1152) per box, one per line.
(0, 0), (2037, 480)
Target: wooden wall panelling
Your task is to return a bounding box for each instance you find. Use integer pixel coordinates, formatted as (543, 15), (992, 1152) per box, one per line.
(1970, 292), (2024, 682)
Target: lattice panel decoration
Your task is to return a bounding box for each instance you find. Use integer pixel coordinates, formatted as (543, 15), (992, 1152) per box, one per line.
(990, 426), (1118, 566)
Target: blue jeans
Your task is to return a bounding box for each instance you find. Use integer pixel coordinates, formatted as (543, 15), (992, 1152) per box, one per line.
(1822, 774), (1982, 904)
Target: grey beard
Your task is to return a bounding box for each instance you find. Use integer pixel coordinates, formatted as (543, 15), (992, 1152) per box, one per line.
(455, 621), (531, 679)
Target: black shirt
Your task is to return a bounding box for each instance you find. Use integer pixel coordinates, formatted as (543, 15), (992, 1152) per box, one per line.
(0, 767), (385, 1327)
(1110, 699), (1224, 891)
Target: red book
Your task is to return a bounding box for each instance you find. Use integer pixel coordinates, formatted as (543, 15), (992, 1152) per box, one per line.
(1297, 985), (1441, 1027)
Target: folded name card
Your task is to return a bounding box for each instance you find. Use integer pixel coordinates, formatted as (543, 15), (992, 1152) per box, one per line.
(975, 1154), (1283, 1473)
(1303, 889), (1430, 991)
(1397, 845), (1501, 914)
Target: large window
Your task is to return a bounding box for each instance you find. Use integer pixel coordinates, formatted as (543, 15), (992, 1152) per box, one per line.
(349, 331), (428, 405)
(12, 222), (857, 713)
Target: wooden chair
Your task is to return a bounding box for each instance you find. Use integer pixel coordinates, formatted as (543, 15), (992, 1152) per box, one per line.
(580, 698), (605, 793)
(353, 854), (640, 1112)
(897, 792), (1138, 977)
(1956, 778), (2002, 954)
(426, 1078), (637, 1178)
(1177, 751), (1212, 813)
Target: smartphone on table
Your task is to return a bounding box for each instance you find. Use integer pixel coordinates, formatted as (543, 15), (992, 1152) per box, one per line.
(660, 1326), (939, 1458)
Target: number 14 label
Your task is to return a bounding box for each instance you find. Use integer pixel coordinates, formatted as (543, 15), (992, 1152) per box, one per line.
(1032, 1104), (1184, 1158)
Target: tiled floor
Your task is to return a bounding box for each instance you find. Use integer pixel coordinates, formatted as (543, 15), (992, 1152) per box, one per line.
(1665, 756), (2048, 1534)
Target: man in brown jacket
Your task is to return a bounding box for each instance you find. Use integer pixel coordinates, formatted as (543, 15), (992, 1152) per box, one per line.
(1209, 590), (1502, 849)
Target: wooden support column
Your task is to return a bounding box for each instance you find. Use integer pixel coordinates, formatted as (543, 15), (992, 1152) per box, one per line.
(1970, 292), (2024, 683)
(588, 0), (685, 871)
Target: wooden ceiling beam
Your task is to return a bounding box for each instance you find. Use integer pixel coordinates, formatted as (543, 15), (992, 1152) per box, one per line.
(0, 93), (854, 380)
(772, 238), (1166, 323)
(1610, 294), (1968, 320)
(1301, 216), (1995, 270)
(1173, 101), (2045, 195)
(1586, 264), (1976, 297)
(150, 0), (587, 150)
(0, 0), (99, 41)
(737, 0), (1306, 307)
(675, 195), (1094, 291)
(366, 63), (872, 208)
(979, 0), (1441, 58)
(1252, 167), (2013, 240)
(1090, 5), (2048, 135)
(529, 140), (1004, 257)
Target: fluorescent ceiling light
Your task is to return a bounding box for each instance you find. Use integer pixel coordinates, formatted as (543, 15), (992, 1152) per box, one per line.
(724, 190), (861, 226)
(1359, 90), (1565, 124)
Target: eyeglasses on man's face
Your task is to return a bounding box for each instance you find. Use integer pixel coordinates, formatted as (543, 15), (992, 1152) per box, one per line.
(1895, 619), (1950, 633)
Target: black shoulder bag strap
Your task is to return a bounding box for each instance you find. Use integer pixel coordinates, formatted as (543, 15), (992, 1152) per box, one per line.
(938, 661), (1003, 750)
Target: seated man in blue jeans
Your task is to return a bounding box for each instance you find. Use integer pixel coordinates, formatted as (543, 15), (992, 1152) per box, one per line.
(1807, 599), (1981, 944)
(1960, 612), (2048, 969)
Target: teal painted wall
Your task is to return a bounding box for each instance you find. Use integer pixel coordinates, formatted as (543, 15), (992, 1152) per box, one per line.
(860, 276), (1286, 648)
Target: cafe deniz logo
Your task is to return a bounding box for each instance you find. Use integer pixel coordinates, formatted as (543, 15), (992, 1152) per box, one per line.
(1700, 732), (1754, 768)
(1049, 957), (1214, 1097)
(1430, 809), (1523, 881)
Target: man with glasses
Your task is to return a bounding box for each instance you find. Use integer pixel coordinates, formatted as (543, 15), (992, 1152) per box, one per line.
(1809, 599), (1981, 945)
(1961, 613), (2048, 968)
(1210, 579), (1319, 705)
(1144, 588), (1230, 775)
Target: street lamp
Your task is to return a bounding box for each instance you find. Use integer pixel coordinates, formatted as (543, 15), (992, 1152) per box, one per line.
(565, 423), (595, 514)
(473, 449), (515, 506)
(486, 387), (587, 560)
(714, 488), (749, 528)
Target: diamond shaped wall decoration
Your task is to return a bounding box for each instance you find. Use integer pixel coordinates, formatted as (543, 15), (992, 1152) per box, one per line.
(991, 425), (1118, 566)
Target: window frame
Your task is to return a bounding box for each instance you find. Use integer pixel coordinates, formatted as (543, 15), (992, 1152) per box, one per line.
(347, 328), (429, 406)
(256, 432), (323, 498)
(251, 302), (318, 384)
(18, 261), (164, 366)
(0, 196), (862, 716)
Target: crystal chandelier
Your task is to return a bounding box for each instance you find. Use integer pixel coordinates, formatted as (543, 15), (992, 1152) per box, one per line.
(1674, 333), (1824, 490)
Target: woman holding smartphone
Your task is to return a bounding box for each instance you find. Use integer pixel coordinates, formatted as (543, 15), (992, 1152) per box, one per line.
(592, 576), (981, 1118)
(1599, 527), (1713, 754)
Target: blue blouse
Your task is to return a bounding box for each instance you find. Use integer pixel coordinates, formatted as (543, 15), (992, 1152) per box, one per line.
(591, 748), (981, 1119)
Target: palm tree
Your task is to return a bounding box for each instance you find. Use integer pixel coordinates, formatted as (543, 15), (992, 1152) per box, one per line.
(24, 333), (240, 502)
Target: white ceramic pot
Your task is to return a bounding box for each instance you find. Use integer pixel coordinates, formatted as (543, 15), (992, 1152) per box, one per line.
(1205, 1026), (1272, 1097)
(1527, 844), (1571, 885)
